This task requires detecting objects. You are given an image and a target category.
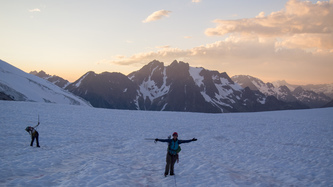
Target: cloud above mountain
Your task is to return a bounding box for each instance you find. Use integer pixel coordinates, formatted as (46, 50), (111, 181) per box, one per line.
(110, 38), (332, 84)
(205, 0), (333, 50)
(142, 10), (172, 23)
(109, 0), (333, 84)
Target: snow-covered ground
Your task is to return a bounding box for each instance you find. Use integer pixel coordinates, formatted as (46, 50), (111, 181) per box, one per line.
(0, 101), (332, 186)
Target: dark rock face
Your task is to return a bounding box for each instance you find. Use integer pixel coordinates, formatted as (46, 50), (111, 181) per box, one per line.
(0, 92), (14, 100)
(66, 72), (139, 109)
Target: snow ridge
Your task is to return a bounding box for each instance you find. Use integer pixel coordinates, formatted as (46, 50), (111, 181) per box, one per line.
(0, 60), (90, 106)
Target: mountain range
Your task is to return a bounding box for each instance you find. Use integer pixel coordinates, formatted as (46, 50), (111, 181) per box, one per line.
(34, 60), (325, 112)
(272, 80), (333, 99)
(1, 59), (332, 113)
(65, 60), (318, 112)
(232, 75), (332, 108)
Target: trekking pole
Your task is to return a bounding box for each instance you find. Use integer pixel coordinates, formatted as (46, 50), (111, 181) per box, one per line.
(35, 114), (40, 129)
(144, 138), (158, 143)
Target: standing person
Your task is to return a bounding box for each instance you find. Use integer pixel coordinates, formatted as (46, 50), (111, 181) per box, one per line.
(25, 122), (40, 147)
(155, 132), (197, 177)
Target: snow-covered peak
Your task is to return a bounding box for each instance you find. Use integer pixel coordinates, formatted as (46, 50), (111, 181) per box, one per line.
(0, 60), (90, 106)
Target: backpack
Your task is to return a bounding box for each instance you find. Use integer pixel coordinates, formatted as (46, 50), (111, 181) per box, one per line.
(168, 140), (181, 154)
(176, 145), (181, 153)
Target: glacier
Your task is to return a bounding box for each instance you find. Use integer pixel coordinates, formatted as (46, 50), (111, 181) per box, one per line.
(0, 100), (332, 186)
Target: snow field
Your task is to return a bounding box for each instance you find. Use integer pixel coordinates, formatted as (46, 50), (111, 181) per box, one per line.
(0, 101), (332, 186)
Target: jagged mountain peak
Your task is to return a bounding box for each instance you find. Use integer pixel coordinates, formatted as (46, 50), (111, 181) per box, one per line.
(84, 71), (97, 77)
(279, 85), (291, 92)
(169, 60), (189, 68)
(128, 60), (166, 90)
(293, 86), (305, 93)
(150, 59), (164, 65)
(30, 70), (50, 78)
(143, 60), (164, 70)
(31, 70), (70, 89)
(232, 75), (265, 91)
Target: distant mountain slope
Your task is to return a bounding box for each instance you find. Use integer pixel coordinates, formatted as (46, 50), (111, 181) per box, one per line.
(67, 60), (307, 113)
(232, 75), (298, 102)
(232, 75), (330, 108)
(30, 70), (70, 89)
(292, 87), (332, 108)
(273, 80), (333, 99)
(66, 71), (138, 109)
(0, 60), (90, 106)
(322, 100), (333, 108)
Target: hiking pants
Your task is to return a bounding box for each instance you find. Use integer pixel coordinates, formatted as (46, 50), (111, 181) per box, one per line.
(31, 131), (40, 147)
(165, 153), (177, 175)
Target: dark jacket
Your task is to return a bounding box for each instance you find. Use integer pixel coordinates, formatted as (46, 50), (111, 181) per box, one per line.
(25, 122), (40, 138)
(157, 138), (193, 155)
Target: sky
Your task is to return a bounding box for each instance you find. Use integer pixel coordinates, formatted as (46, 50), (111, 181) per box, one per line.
(1, 0), (332, 84)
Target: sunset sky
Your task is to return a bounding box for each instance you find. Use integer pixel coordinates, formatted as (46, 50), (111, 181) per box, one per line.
(1, 0), (332, 84)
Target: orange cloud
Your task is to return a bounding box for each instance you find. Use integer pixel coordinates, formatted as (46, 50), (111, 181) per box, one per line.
(109, 0), (333, 84)
(142, 10), (172, 23)
(205, 0), (333, 50)
(109, 35), (333, 84)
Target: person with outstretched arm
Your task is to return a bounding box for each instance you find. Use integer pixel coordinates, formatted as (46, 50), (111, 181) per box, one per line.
(155, 132), (197, 177)
(25, 122), (40, 147)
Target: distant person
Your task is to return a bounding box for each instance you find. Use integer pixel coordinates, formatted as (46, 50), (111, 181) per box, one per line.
(25, 122), (40, 147)
(155, 132), (197, 177)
